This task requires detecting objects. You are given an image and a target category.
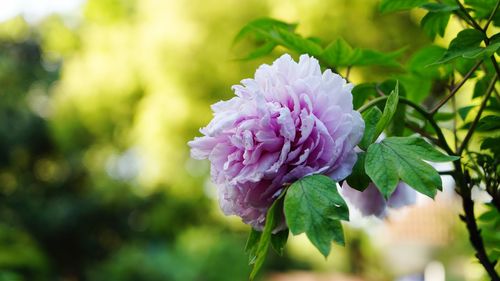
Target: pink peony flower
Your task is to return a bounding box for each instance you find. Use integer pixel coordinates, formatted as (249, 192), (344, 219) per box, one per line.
(340, 182), (417, 218)
(189, 54), (364, 230)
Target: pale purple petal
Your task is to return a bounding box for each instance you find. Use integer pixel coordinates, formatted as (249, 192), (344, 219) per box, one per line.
(387, 182), (417, 209)
(341, 182), (387, 218)
(341, 181), (417, 218)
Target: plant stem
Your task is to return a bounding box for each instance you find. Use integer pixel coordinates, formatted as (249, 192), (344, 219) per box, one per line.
(490, 56), (500, 78)
(455, 0), (483, 31)
(430, 60), (483, 116)
(359, 96), (454, 155)
(484, 0), (500, 31)
(458, 75), (498, 155)
(345, 66), (352, 80)
(452, 96), (458, 151)
(453, 162), (500, 281)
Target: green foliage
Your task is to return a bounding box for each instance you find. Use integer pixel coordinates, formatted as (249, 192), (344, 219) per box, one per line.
(481, 136), (500, 154)
(399, 44), (455, 103)
(359, 107), (383, 150)
(477, 115), (500, 131)
(351, 49), (404, 67)
(420, 2), (459, 12)
(473, 73), (495, 98)
(379, 0), (429, 13)
(248, 191), (286, 280)
(478, 206), (500, 261)
(421, 11), (452, 40)
(407, 45), (449, 78)
(365, 137), (459, 199)
(419, 2), (458, 39)
(352, 83), (378, 110)
(321, 38), (354, 67)
(284, 175), (348, 257)
(235, 20), (404, 70)
(433, 29), (499, 64)
(458, 105), (476, 120)
(321, 38), (403, 68)
(465, 0), (500, 26)
(234, 18), (322, 60)
(270, 229), (289, 256)
(373, 83), (400, 143)
(245, 229), (262, 264)
(345, 152), (371, 191)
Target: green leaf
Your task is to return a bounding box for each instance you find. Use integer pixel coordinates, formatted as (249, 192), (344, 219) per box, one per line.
(238, 42), (277, 61)
(233, 18), (296, 45)
(379, 80), (406, 137)
(321, 38), (403, 68)
(420, 2), (459, 12)
(407, 45), (448, 78)
(434, 112), (455, 121)
(458, 105), (476, 120)
(473, 74), (495, 98)
(380, 0), (429, 13)
(383, 137), (459, 162)
(398, 74), (433, 103)
(359, 107), (383, 150)
(486, 97), (500, 112)
(233, 18), (323, 59)
(284, 175), (348, 257)
(364, 143), (400, 198)
(421, 11), (452, 40)
(465, 0), (500, 26)
(273, 28), (323, 57)
(346, 152), (371, 191)
(249, 192), (285, 280)
(365, 137), (459, 199)
(433, 29), (486, 64)
(481, 136), (500, 155)
(373, 83), (400, 142)
(350, 48), (404, 67)
(321, 38), (356, 67)
(352, 83), (378, 109)
(477, 115), (500, 131)
(270, 229), (289, 256)
(245, 228), (262, 264)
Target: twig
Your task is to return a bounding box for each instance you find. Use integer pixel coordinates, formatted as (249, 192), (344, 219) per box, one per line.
(345, 66), (352, 81)
(453, 162), (500, 281)
(455, 0), (484, 31)
(458, 75), (498, 155)
(494, 88), (500, 102)
(484, 0), (500, 32)
(375, 84), (385, 97)
(452, 96), (458, 151)
(430, 60), (483, 116)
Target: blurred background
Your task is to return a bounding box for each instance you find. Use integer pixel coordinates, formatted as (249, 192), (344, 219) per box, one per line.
(0, 0), (491, 280)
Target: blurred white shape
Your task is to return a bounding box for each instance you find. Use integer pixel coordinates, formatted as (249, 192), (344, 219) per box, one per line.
(424, 261), (445, 281)
(0, 0), (84, 23)
(27, 85), (52, 118)
(471, 185), (493, 203)
(106, 148), (143, 181)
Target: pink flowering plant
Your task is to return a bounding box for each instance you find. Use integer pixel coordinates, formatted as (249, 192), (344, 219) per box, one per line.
(190, 1), (500, 280)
